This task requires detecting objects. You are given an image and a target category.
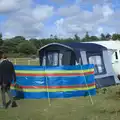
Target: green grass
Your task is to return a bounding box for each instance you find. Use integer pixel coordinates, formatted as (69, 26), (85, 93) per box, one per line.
(2, 58), (120, 119)
(0, 85), (120, 120)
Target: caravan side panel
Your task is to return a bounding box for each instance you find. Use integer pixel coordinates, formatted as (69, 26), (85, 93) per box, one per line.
(95, 50), (119, 87)
(83, 50), (117, 88)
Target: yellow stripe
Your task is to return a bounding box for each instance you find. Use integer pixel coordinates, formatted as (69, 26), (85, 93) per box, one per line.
(10, 86), (95, 92)
(15, 69), (94, 74)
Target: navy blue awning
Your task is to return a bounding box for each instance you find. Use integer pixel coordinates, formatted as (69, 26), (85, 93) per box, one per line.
(63, 42), (107, 51)
(39, 42), (107, 52)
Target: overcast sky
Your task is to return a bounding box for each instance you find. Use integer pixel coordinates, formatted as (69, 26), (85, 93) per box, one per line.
(0, 0), (119, 39)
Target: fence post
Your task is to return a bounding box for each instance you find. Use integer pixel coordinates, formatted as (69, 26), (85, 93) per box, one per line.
(28, 60), (30, 65)
(14, 59), (17, 65)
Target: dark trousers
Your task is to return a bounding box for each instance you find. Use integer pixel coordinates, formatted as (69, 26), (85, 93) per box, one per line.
(1, 84), (14, 107)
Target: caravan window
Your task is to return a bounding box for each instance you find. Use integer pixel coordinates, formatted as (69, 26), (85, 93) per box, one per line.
(62, 51), (72, 65)
(59, 53), (63, 66)
(42, 55), (46, 66)
(61, 50), (76, 65)
(46, 51), (59, 66)
(42, 50), (76, 66)
(115, 51), (118, 60)
(87, 53), (106, 75)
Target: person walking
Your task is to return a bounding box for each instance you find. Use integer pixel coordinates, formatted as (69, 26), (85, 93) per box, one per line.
(0, 51), (17, 108)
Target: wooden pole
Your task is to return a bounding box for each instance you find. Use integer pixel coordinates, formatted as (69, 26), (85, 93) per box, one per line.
(80, 65), (94, 105)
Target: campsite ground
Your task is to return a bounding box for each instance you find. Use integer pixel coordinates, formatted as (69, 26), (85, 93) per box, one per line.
(1, 58), (120, 120)
(0, 86), (120, 120)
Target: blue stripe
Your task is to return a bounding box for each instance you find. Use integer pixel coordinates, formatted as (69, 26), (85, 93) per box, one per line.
(47, 75), (95, 86)
(13, 74), (94, 86)
(14, 76), (46, 86)
(11, 89), (96, 99)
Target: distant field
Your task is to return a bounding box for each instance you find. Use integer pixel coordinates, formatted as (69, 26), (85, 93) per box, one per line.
(9, 58), (40, 66)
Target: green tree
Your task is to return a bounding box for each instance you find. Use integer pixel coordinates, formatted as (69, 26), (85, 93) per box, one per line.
(112, 34), (120, 40)
(17, 41), (37, 54)
(100, 33), (106, 40)
(54, 35), (58, 41)
(11, 36), (25, 45)
(106, 33), (111, 40)
(1, 33), (117, 57)
(12, 36), (25, 41)
(0, 33), (3, 46)
(29, 38), (42, 49)
(74, 34), (80, 41)
(3, 40), (17, 53)
(5, 36), (26, 53)
(81, 32), (90, 42)
(50, 34), (53, 39)
(90, 36), (99, 41)
(85, 32), (90, 39)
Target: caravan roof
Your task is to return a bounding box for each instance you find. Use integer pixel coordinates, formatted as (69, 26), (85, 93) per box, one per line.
(83, 40), (120, 50)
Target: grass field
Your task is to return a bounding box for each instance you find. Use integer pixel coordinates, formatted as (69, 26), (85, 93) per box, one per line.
(0, 86), (120, 120)
(1, 58), (120, 120)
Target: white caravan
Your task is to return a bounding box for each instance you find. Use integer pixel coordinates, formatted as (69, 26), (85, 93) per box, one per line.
(84, 40), (120, 78)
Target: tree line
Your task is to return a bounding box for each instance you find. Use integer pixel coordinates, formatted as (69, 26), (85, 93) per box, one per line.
(0, 32), (120, 57)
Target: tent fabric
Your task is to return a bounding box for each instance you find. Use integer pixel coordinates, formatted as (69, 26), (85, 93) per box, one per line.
(11, 64), (96, 99)
(39, 42), (107, 53)
(38, 42), (107, 65)
(63, 42), (107, 51)
(38, 42), (118, 88)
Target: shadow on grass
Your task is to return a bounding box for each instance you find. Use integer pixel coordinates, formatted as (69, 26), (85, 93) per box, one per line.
(13, 96), (24, 101)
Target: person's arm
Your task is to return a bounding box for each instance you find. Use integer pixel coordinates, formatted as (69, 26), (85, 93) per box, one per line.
(13, 70), (16, 83)
(0, 63), (3, 85)
(11, 63), (16, 83)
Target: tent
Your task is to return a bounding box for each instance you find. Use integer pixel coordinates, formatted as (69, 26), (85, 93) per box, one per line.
(38, 42), (120, 88)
